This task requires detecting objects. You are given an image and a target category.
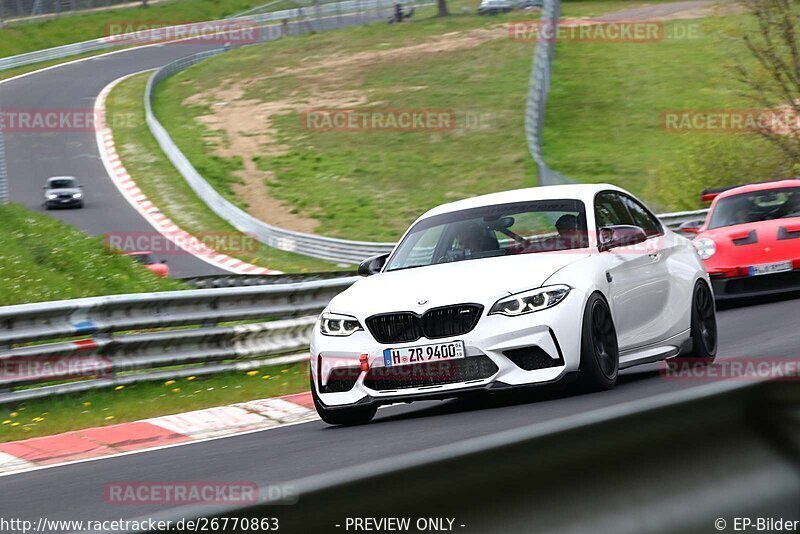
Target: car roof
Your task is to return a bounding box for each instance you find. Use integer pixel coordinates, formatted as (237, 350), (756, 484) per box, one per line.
(47, 176), (77, 182)
(419, 183), (624, 219)
(713, 179), (800, 201)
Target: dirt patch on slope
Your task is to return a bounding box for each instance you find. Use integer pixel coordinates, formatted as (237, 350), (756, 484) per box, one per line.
(191, 88), (368, 232)
(187, 25), (507, 231)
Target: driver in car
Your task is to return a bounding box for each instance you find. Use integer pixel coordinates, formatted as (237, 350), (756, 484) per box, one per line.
(554, 214), (586, 249)
(451, 222), (498, 258)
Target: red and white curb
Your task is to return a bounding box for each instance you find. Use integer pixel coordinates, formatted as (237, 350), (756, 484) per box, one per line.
(94, 74), (279, 275)
(0, 392), (317, 476)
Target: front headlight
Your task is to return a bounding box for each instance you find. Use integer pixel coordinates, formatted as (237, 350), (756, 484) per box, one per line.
(47, 194), (57, 199)
(320, 313), (363, 336)
(693, 237), (716, 260)
(72, 193), (83, 199)
(489, 285), (571, 316)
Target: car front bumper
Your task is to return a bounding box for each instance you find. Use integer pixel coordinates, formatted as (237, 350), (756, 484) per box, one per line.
(311, 291), (585, 408)
(45, 198), (82, 207)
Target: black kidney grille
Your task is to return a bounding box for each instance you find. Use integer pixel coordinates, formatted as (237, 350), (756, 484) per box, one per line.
(366, 312), (423, 343)
(366, 304), (483, 344)
(423, 305), (482, 339)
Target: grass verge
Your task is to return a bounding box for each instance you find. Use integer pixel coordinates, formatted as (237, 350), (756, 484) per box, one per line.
(0, 203), (185, 306)
(107, 72), (338, 271)
(0, 361), (309, 442)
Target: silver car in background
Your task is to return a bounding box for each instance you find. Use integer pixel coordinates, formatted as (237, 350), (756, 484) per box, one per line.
(43, 176), (84, 209)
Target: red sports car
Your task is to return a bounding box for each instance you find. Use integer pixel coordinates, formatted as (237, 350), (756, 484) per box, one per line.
(683, 179), (800, 300)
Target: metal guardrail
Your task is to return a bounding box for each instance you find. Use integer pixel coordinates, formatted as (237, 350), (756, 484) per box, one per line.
(659, 207), (708, 228)
(129, 378), (800, 533)
(0, 277), (356, 404)
(524, 0), (572, 186)
(181, 270), (356, 288)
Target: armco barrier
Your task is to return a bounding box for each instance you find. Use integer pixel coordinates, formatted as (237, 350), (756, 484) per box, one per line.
(524, 0), (573, 186)
(180, 270), (356, 288)
(0, 277), (356, 404)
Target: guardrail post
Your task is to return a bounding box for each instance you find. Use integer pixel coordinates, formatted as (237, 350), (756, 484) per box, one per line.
(0, 341), (9, 393)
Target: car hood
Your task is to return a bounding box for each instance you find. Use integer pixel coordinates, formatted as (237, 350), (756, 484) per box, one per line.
(700, 217), (800, 270)
(329, 251), (590, 317)
(46, 188), (81, 195)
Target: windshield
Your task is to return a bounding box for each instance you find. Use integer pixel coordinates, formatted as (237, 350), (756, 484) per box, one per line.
(386, 199), (588, 271)
(48, 178), (76, 189)
(708, 187), (800, 229)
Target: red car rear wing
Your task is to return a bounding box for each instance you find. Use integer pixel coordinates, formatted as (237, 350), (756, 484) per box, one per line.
(700, 186), (732, 203)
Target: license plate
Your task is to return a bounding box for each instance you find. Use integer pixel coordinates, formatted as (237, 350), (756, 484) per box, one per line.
(748, 261), (792, 277)
(383, 341), (465, 367)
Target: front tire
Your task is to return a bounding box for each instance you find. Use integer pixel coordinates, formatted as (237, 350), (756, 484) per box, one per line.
(578, 293), (619, 391)
(686, 280), (717, 361)
(311, 377), (377, 426)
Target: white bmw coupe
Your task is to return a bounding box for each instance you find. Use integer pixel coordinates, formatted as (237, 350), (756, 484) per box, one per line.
(310, 184), (717, 425)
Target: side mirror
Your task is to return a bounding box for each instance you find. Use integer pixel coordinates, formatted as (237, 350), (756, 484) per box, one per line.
(358, 253), (389, 276)
(678, 219), (704, 235)
(598, 225), (647, 252)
